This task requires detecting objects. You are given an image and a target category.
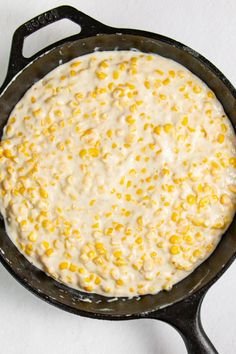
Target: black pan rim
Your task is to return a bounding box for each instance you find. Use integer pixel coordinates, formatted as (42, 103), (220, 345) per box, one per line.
(0, 22), (236, 320)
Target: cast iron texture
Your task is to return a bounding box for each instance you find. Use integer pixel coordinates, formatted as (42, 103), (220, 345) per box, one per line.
(0, 5), (236, 354)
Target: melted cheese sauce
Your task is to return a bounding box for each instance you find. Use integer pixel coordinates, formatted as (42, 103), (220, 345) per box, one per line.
(0, 51), (235, 297)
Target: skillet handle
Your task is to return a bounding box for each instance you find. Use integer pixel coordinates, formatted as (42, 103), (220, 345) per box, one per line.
(148, 291), (218, 354)
(4, 5), (109, 87)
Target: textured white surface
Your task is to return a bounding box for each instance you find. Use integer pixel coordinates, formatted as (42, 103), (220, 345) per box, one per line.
(0, 1), (235, 353)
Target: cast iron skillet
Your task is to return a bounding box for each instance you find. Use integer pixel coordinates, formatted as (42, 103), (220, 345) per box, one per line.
(0, 6), (235, 354)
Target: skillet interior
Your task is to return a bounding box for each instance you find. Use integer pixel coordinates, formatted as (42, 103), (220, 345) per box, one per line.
(0, 33), (236, 319)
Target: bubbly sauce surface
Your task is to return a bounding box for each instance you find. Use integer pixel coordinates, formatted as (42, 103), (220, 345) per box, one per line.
(0, 51), (236, 297)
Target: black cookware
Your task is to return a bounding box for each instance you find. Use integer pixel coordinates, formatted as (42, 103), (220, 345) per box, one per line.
(0, 6), (235, 354)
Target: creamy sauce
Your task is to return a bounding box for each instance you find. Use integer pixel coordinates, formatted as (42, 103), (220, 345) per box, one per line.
(0, 51), (235, 297)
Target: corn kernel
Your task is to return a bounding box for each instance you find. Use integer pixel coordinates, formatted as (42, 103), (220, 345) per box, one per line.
(169, 235), (181, 244)
(220, 194), (231, 205)
(187, 194), (196, 205)
(153, 126), (162, 135)
(79, 149), (87, 158)
(39, 188), (48, 199)
(170, 246), (180, 255)
(217, 134), (225, 144)
(45, 248), (54, 257)
(113, 71), (120, 80)
(88, 148), (99, 157)
(96, 71), (107, 80)
(116, 279), (124, 286)
(59, 262), (69, 270)
(163, 124), (173, 133)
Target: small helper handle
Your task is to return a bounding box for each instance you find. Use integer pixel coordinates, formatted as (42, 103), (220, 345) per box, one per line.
(6, 5), (109, 83)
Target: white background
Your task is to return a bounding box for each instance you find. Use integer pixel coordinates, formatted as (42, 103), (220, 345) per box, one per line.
(0, 1), (236, 353)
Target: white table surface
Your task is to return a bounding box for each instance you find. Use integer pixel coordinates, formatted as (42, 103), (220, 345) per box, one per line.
(0, 0), (235, 353)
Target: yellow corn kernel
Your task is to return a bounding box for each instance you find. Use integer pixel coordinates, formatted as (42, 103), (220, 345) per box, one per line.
(28, 231), (37, 242)
(116, 279), (124, 286)
(96, 71), (107, 80)
(136, 189), (143, 196)
(125, 115), (136, 125)
(25, 244), (33, 256)
(113, 71), (120, 80)
(184, 235), (194, 245)
(9, 116), (16, 124)
(54, 109), (63, 118)
(170, 246), (180, 255)
(195, 232), (203, 239)
(193, 85), (202, 94)
(128, 168), (136, 176)
(159, 94), (167, 100)
(42, 219), (50, 229)
(163, 124), (173, 133)
(169, 70), (176, 78)
(212, 220), (225, 229)
(59, 262), (69, 270)
(144, 80), (151, 89)
(207, 91), (214, 98)
(217, 134), (225, 144)
(171, 104), (178, 112)
(187, 194), (196, 205)
(197, 183), (204, 192)
(193, 249), (202, 258)
(135, 237), (143, 244)
(205, 109), (212, 117)
(33, 108), (42, 117)
(129, 104), (137, 113)
(162, 168), (170, 176)
(220, 123), (227, 133)
(220, 194), (231, 205)
(106, 129), (113, 138)
(157, 241), (164, 248)
(69, 263), (78, 272)
(105, 227), (113, 236)
(88, 148), (99, 157)
(228, 184), (236, 194)
(141, 167), (147, 174)
(84, 285), (94, 292)
(88, 199), (96, 207)
(56, 142), (65, 151)
(70, 61), (81, 68)
(155, 69), (164, 75)
(169, 235), (181, 244)
(3, 149), (12, 158)
(199, 196), (210, 208)
(114, 258), (127, 267)
(162, 78), (170, 85)
(149, 143), (155, 150)
(153, 126), (162, 135)
(39, 188), (48, 199)
(78, 267), (85, 274)
(92, 222), (100, 229)
(137, 216), (143, 226)
(113, 250), (122, 258)
(125, 194), (132, 202)
(151, 251), (157, 258)
(181, 116), (188, 126)
(171, 212), (178, 222)
(45, 248), (54, 257)
(229, 157), (236, 167)
(79, 149), (87, 158)
(6, 125), (13, 135)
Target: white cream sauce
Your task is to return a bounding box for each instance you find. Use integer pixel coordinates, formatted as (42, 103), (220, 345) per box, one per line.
(0, 51), (235, 297)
